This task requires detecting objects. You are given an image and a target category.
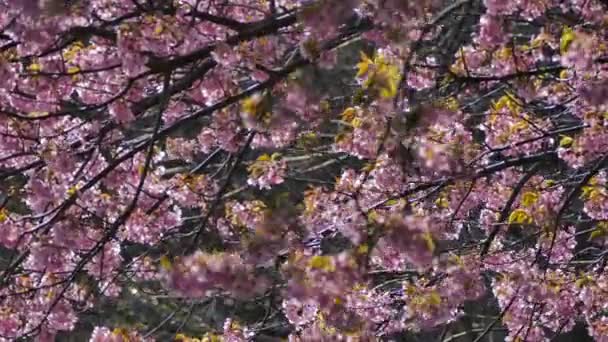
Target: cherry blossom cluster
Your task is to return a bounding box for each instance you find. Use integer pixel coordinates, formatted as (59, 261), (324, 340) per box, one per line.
(3, 0), (608, 341)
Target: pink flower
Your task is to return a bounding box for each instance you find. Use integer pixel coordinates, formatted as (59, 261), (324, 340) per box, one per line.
(477, 15), (506, 48)
(247, 155), (287, 189)
(165, 251), (269, 299)
(561, 31), (595, 71)
(378, 215), (436, 268)
(484, 0), (514, 16)
(109, 101), (135, 124)
(211, 43), (241, 67)
(283, 298), (318, 326)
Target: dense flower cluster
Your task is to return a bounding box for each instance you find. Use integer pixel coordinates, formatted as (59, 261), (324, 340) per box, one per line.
(164, 251), (269, 299)
(2, 0), (608, 341)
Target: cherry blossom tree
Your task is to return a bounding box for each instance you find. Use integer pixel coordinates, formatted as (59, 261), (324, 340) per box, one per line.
(1, 0), (608, 341)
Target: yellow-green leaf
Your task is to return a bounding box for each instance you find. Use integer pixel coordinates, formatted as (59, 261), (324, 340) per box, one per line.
(27, 63), (42, 73)
(575, 274), (594, 288)
(434, 196), (449, 209)
(421, 231), (436, 252)
(0, 208), (7, 223)
(560, 26), (576, 54)
(521, 191), (539, 207)
(66, 185), (79, 197)
(508, 209), (531, 225)
(385, 199), (400, 206)
(256, 153), (271, 162)
(160, 255), (172, 270)
(559, 136), (574, 148)
(589, 228), (607, 240)
(309, 255), (335, 272)
(356, 51), (372, 77)
(356, 244), (369, 255)
(428, 291), (442, 306)
(67, 66), (80, 75)
(581, 185), (601, 200)
(341, 107), (357, 122)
